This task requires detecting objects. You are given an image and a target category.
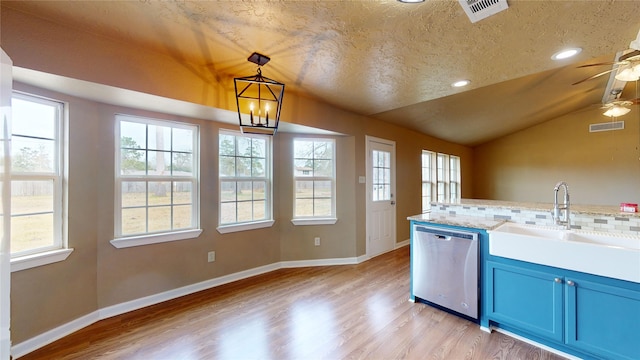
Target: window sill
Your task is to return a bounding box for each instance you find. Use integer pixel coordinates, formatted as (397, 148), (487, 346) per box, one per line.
(217, 220), (275, 234)
(11, 248), (74, 272)
(111, 229), (203, 249)
(291, 218), (338, 226)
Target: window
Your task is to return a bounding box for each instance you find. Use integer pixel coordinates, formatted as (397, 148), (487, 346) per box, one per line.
(292, 138), (336, 224)
(422, 150), (461, 211)
(218, 130), (273, 232)
(114, 115), (200, 247)
(10, 92), (70, 268)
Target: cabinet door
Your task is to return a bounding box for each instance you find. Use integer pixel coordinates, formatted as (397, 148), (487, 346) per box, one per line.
(565, 278), (640, 360)
(487, 262), (563, 342)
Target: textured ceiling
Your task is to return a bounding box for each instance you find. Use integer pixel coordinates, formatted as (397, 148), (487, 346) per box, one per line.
(3, 0), (640, 146)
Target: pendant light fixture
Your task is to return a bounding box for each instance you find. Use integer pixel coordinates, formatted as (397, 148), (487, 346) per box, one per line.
(234, 52), (285, 135)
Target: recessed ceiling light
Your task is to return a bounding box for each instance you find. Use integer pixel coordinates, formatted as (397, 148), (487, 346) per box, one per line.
(397, 0), (425, 3)
(551, 47), (582, 60)
(452, 80), (470, 87)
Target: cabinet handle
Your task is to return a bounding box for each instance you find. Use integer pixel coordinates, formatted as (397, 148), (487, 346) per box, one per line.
(566, 280), (576, 286)
(554, 278), (563, 283)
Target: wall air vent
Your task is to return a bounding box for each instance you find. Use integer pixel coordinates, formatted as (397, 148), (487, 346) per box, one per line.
(589, 121), (625, 133)
(458, 0), (509, 23)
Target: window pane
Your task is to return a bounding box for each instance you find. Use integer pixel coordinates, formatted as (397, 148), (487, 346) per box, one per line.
(172, 152), (193, 176)
(11, 137), (55, 172)
(314, 159), (332, 177)
(122, 207), (146, 235)
(148, 206), (171, 232)
(295, 199), (313, 217)
(253, 200), (266, 220)
(252, 138), (266, 158)
(11, 213), (54, 254)
(173, 127), (194, 153)
(147, 125), (171, 151)
(220, 202), (237, 224)
(219, 155), (236, 177)
(237, 181), (253, 201)
(314, 199), (332, 216)
(121, 149), (145, 175)
(296, 180), (313, 198)
(237, 137), (251, 157)
(314, 181), (332, 198)
(11, 180), (54, 214)
(173, 182), (192, 205)
(294, 140), (313, 158)
(219, 134), (236, 156)
(148, 150), (170, 175)
(221, 182), (237, 202)
(173, 205), (192, 229)
(294, 159), (311, 176)
(148, 181), (171, 205)
(237, 201), (253, 222)
(11, 97), (56, 139)
(236, 157), (252, 177)
(253, 181), (266, 201)
(122, 181), (146, 207)
(252, 158), (266, 177)
(120, 121), (147, 149)
(315, 141), (333, 159)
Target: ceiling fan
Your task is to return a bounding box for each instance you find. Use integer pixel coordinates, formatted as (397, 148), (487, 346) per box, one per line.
(572, 29), (640, 86)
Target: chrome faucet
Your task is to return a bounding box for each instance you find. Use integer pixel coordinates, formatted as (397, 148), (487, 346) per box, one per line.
(552, 181), (571, 229)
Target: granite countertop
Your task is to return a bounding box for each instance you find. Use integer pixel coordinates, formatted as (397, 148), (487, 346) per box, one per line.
(407, 212), (506, 230)
(432, 199), (640, 218)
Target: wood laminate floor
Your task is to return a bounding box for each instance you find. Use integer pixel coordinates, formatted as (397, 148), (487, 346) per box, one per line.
(19, 247), (566, 360)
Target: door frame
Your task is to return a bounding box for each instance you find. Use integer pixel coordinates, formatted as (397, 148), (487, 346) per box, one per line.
(365, 135), (396, 258)
(1, 47), (13, 359)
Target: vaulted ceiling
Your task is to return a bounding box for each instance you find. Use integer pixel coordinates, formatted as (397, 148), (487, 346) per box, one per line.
(3, 0), (640, 146)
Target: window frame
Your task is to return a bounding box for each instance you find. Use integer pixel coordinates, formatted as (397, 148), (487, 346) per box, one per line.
(112, 114), (201, 248)
(217, 129), (274, 233)
(10, 91), (72, 271)
(421, 150), (461, 212)
(291, 137), (337, 226)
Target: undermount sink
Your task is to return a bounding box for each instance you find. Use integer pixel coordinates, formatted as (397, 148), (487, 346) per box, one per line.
(489, 223), (640, 283)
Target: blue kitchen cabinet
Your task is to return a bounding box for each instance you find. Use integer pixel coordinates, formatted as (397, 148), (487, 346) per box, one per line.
(565, 276), (640, 360)
(488, 258), (640, 360)
(486, 261), (563, 342)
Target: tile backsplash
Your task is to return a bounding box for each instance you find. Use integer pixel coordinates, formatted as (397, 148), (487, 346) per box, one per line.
(432, 200), (640, 235)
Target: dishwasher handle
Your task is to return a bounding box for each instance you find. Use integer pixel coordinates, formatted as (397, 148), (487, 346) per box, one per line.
(433, 234), (452, 241)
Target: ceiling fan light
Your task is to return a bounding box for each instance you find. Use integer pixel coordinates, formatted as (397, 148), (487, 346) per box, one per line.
(615, 67), (640, 82)
(603, 105), (631, 117)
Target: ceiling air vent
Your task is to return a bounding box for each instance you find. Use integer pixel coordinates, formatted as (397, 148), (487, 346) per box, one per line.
(589, 121), (625, 133)
(459, 0), (509, 23)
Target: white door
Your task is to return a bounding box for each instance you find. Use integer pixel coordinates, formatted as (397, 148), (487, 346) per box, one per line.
(0, 48), (12, 359)
(366, 136), (396, 258)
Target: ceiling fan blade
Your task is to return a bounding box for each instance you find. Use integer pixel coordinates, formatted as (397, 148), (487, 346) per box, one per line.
(619, 50), (640, 61)
(576, 62), (619, 68)
(572, 68), (616, 85)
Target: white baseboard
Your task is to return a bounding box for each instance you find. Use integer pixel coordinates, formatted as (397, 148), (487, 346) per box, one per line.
(280, 256), (359, 268)
(11, 255), (365, 358)
(11, 311), (100, 359)
(395, 238), (410, 249)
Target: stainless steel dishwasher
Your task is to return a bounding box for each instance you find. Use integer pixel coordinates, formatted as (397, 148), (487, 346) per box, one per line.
(412, 224), (479, 321)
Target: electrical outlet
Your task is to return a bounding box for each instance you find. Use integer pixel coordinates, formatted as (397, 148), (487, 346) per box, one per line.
(314, 237), (320, 246)
(207, 251), (215, 262)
